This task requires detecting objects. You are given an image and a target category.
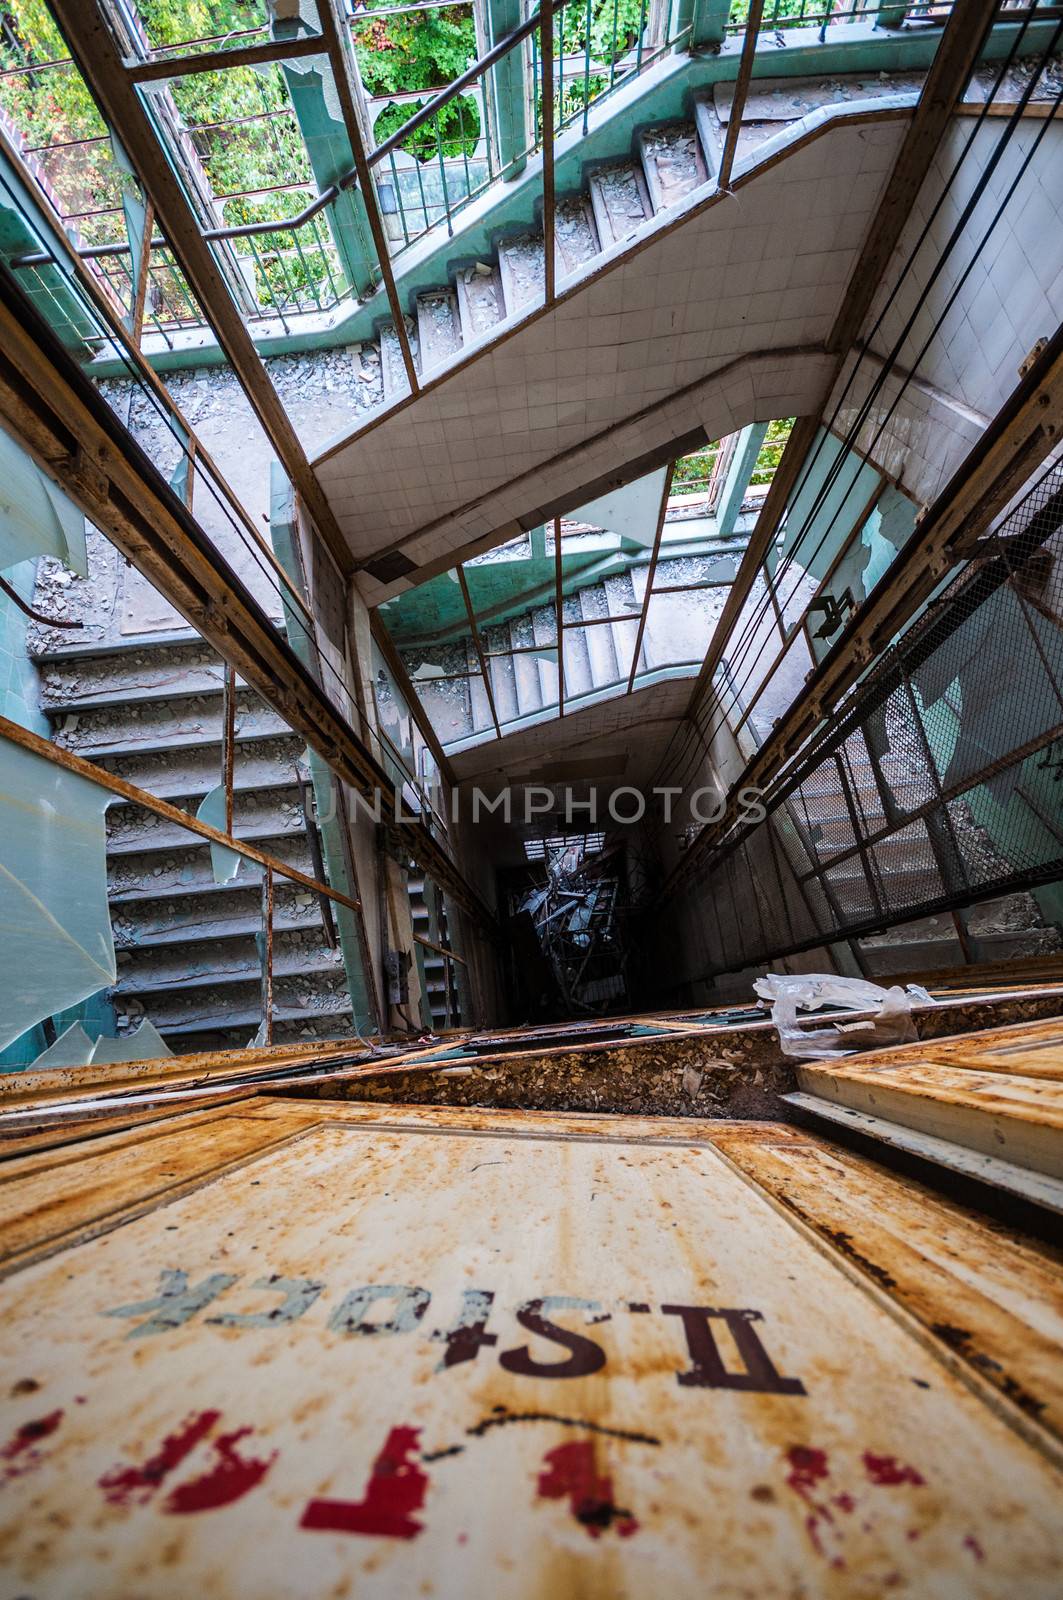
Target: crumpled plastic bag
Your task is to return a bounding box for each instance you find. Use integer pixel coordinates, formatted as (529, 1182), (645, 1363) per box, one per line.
(753, 972), (934, 1059)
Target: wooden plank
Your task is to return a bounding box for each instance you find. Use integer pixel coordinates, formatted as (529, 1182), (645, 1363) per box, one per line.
(782, 1092), (1063, 1216)
(711, 1125), (1063, 1463)
(1, 1106), (1062, 1593)
(798, 1057), (1063, 1178)
(0, 1113), (308, 1274)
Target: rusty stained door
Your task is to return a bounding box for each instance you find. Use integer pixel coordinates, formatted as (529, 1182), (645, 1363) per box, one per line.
(0, 1108), (1061, 1597)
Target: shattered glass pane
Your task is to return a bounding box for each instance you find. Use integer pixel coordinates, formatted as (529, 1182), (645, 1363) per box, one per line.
(0, 741), (116, 1051)
(196, 783), (243, 885)
(0, 427), (87, 576)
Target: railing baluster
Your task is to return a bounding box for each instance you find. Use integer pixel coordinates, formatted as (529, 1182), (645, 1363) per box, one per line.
(458, 96), (472, 201)
(311, 210), (343, 303)
(609, 0), (620, 89)
(290, 223), (322, 311)
(414, 145), (431, 239)
(583, 0), (593, 135)
(435, 113), (453, 235)
(389, 149), (411, 246)
(541, 0), (555, 301)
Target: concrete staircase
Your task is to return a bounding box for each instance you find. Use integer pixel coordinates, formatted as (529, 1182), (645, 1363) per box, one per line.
(407, 875), (460, 1027)
(373, 108), (727, 399)
(785, 744), (1063, 979)
(34, 634), (356, 1054)
(400, 555), (724, 749)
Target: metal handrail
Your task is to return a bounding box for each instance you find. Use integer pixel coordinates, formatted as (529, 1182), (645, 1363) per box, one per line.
(12, 4), (563, 259)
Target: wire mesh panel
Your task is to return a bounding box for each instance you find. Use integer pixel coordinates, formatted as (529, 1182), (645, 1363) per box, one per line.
(679, 458), (1063, 976)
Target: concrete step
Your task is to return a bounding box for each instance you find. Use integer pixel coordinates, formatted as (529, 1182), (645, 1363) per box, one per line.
(497, 231), (545, 315)
(967, 927), (1063, 962)
(106, 785), (305, 855)
(151, 984), (353, 1038)
(455, 262), (506, 339)
(483, 622), (520, 723)
(379, 318), (420, 403)
(587, 160), (652, 248)
(692, 96), (724, 178)
(107, 832), (315, 902)
(510, 613), (544, 717)
(467, 635), (495, 733)
(50, 690), (286, 760)
(111, 890), (327, 949)
(560, 593), (594, 699)
(36, 641), (225, 711)
(824, 862), (941, 912)
(555, 196), (600, 275)
(638, 122), (708, 213)
(577, 584), (619, 689)
(858, 937), (966, 979)
(531, 604), (560, 710)
(603, 571), (642, 682)
(115, 932), (342, 996)
(416, 287), (463, 375)
(95, 736), (307, 807)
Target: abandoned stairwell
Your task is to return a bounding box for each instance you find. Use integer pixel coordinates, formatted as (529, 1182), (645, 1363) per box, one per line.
(371, 93), (812, 398)
(398, 555), (728, 747)
(33, 632), (357, 1054)
(783, 739), (1063, 984)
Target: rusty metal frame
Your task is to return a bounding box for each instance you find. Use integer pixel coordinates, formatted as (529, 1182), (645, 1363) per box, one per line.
(0, 273), (494, 930)
(554, 515), (566, 719)
(314, 0), (419, 394)
(457, 563), (503, 738)
(0, 120), (315, 629)
(369, 610), (457, 788)
(127, 33), (327, 82)
(261, 864), (274, 1045)
(540, 0), (556, 304)
(625, 461), (674, 694)
(0, 711), (362, 915)
(716, 0), (763, 193)
(658, 324), (1063, 899)
(129, 197), (154, 347)
(667, 0), (1001, 782)
(413, 932), (468, 966)
(222, 661), (237, 837)
(48, 0), (355, 578)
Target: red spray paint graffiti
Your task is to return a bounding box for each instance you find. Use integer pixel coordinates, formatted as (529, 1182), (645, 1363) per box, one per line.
(163, 1428), (277, 1514)
(99, 1410), (275, 1514)
(0, 1410), (63, 1486)
(300, 1426), (428, 1540)
(863, 1452), (926, 1488)
(536, 1439), (638, 1539)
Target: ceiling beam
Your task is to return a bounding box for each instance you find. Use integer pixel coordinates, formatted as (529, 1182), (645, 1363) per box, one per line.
(49, 0), (355, 578)
(0, 267), (494, 930)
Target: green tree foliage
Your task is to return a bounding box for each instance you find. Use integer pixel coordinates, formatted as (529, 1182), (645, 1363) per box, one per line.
(355, 3), (480, 160)
(728, 0), (821, 25)
(751, 417), (794, 486)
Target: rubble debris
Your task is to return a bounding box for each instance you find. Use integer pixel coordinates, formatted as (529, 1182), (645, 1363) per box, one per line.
(509, 836), (628, 1017)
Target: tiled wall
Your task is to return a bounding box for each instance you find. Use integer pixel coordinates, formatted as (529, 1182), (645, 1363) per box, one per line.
(834, 119), (1062, 507)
